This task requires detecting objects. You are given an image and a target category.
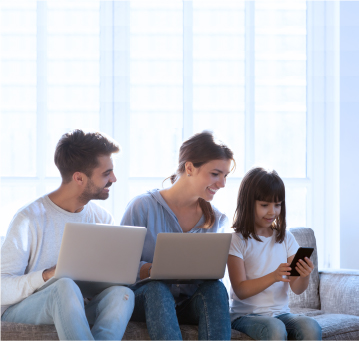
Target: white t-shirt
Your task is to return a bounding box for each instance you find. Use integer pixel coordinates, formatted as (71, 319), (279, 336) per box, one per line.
(229, 230), (299, 321)
(1, 195), (114, 315)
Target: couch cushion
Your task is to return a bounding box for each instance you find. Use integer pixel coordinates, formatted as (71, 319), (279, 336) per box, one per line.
(1, 321), (58, 340)
(1, 321), (252, 340)
(313, 314), (359, 340)
(6, 314), (358, 340)
(288, 227), (320, 310)
(123, 321), (149, 340)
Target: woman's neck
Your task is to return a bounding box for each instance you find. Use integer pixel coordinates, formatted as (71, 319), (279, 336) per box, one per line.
(160, 178), (198, 210)
(160, 178), (203, 232)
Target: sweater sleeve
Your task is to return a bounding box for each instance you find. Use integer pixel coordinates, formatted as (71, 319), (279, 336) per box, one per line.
(1, 213), (45, 306)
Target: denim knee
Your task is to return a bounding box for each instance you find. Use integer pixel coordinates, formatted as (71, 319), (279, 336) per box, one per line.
(103, 286), (135, 306)
(51, 278), (83, 301)
(47, 278), (85, 317)
(291, 316), (322, 340)
(199, 280), (228, 299)
(142, 281), (173, 301)
(261, 318), (287, 340)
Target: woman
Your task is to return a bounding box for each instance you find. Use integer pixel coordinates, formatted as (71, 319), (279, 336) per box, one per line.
(121, 131), (234, 340)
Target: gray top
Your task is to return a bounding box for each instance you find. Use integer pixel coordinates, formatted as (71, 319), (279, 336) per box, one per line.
(1, 195), (114, 315)
(120, 189), (229, 300)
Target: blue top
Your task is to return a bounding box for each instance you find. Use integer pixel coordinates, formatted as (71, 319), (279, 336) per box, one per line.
(120, 188), (229, 300)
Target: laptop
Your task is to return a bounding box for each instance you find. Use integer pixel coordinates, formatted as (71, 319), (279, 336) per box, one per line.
(37, 222), (147, 297)
(137, 232), (232, 285)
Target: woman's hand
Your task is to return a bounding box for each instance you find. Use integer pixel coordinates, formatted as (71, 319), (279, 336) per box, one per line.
(272, 263), (291, 283)
(295, 257), (314, 278)
(140, 263), (152, 280)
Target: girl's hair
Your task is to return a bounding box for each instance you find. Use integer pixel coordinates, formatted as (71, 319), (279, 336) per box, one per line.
(232, 167), (286, 243)
(166, 131), (235, 229)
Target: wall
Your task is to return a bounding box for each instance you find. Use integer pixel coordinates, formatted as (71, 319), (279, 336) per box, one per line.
(340, 1), (359, 269)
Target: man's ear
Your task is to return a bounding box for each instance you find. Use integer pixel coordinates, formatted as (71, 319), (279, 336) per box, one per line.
(73, 172), (86, 185)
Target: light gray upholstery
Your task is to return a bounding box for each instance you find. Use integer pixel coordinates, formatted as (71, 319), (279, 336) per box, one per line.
(2, 227), (359, 340)
(0, 321), (253, 341)
(313, 314), (359, 340)
(288, 227), (321, 310)
(319, 269), (359, 316)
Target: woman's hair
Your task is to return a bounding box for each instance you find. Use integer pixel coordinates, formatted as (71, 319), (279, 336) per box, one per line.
(232, 167), (286, 243)
(166, 131), (235, 229)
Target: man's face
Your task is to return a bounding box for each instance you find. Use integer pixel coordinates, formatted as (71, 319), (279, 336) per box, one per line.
(80, 155), (117, 201)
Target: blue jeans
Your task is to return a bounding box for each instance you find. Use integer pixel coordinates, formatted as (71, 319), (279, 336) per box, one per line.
(231, 313), (322, 340)
(1, 278), (134, 340)
(131, 280), (231, 340)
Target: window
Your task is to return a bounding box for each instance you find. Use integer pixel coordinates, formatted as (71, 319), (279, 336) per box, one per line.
(0, 0), (101, 233)
(0, 1), (339, 268)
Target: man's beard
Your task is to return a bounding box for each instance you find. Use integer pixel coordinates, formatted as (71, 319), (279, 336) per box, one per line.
(79, 179), (112, 203)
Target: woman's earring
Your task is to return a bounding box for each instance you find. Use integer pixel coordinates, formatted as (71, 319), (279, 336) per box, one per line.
(187, 173), (190, 177)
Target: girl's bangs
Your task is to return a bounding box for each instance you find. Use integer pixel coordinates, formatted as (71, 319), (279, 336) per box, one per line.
(254, 175), (285, 203)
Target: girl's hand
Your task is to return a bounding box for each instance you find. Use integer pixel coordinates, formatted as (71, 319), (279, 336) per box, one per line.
(272, 263), (291, 283)
(295, 257), (314, 278)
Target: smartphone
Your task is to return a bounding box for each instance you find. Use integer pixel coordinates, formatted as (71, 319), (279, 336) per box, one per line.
(289, 247), (314, 276)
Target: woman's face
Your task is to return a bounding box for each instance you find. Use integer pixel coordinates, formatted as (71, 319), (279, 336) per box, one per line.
(190, 159), (232, 202)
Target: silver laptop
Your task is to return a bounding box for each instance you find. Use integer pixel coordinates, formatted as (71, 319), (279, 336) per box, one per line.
(37, 222), (147, 297)
(138, 232), (232, 284)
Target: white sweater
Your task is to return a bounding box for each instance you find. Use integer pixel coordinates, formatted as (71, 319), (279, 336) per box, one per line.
(1, 195), (114, 315)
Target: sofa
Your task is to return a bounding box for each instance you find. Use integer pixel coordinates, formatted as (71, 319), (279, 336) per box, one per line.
(2, 227), (359, 340)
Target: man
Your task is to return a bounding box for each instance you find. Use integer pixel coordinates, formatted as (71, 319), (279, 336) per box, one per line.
(1, 129), (134, 340)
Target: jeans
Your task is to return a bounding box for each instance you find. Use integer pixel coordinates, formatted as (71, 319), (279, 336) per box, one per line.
(231, 313), (322, 340)
(1, 278), (135, 340)
(131, 280), (231, 340)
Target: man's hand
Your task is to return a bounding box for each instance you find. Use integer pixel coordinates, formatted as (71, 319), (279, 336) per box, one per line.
(42, 265), (56, 282)
(272, 263), (291, 283)
(139, 263), (152, 280)
(295, 257), (314, 278)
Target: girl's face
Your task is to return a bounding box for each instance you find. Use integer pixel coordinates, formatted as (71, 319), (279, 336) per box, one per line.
(190, 159), (231, 202)
(254, 200), (282, 230)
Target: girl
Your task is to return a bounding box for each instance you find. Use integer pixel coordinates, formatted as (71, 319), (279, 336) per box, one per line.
(227, 167), (322, 340)
(121, 131), (234, 340)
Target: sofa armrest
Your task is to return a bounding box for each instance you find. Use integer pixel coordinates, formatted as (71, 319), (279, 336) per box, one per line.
(319, 269), (359, 316)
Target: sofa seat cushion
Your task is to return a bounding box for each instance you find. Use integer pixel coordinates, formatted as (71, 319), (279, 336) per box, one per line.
(312, 314), (359, 340)
(1, 321), (58, 340)
(122, 321), (149, 340)
(1, 321), (253, 340)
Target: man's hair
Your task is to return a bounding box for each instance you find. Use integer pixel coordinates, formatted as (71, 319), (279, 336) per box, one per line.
(54, 129), (120, 183)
